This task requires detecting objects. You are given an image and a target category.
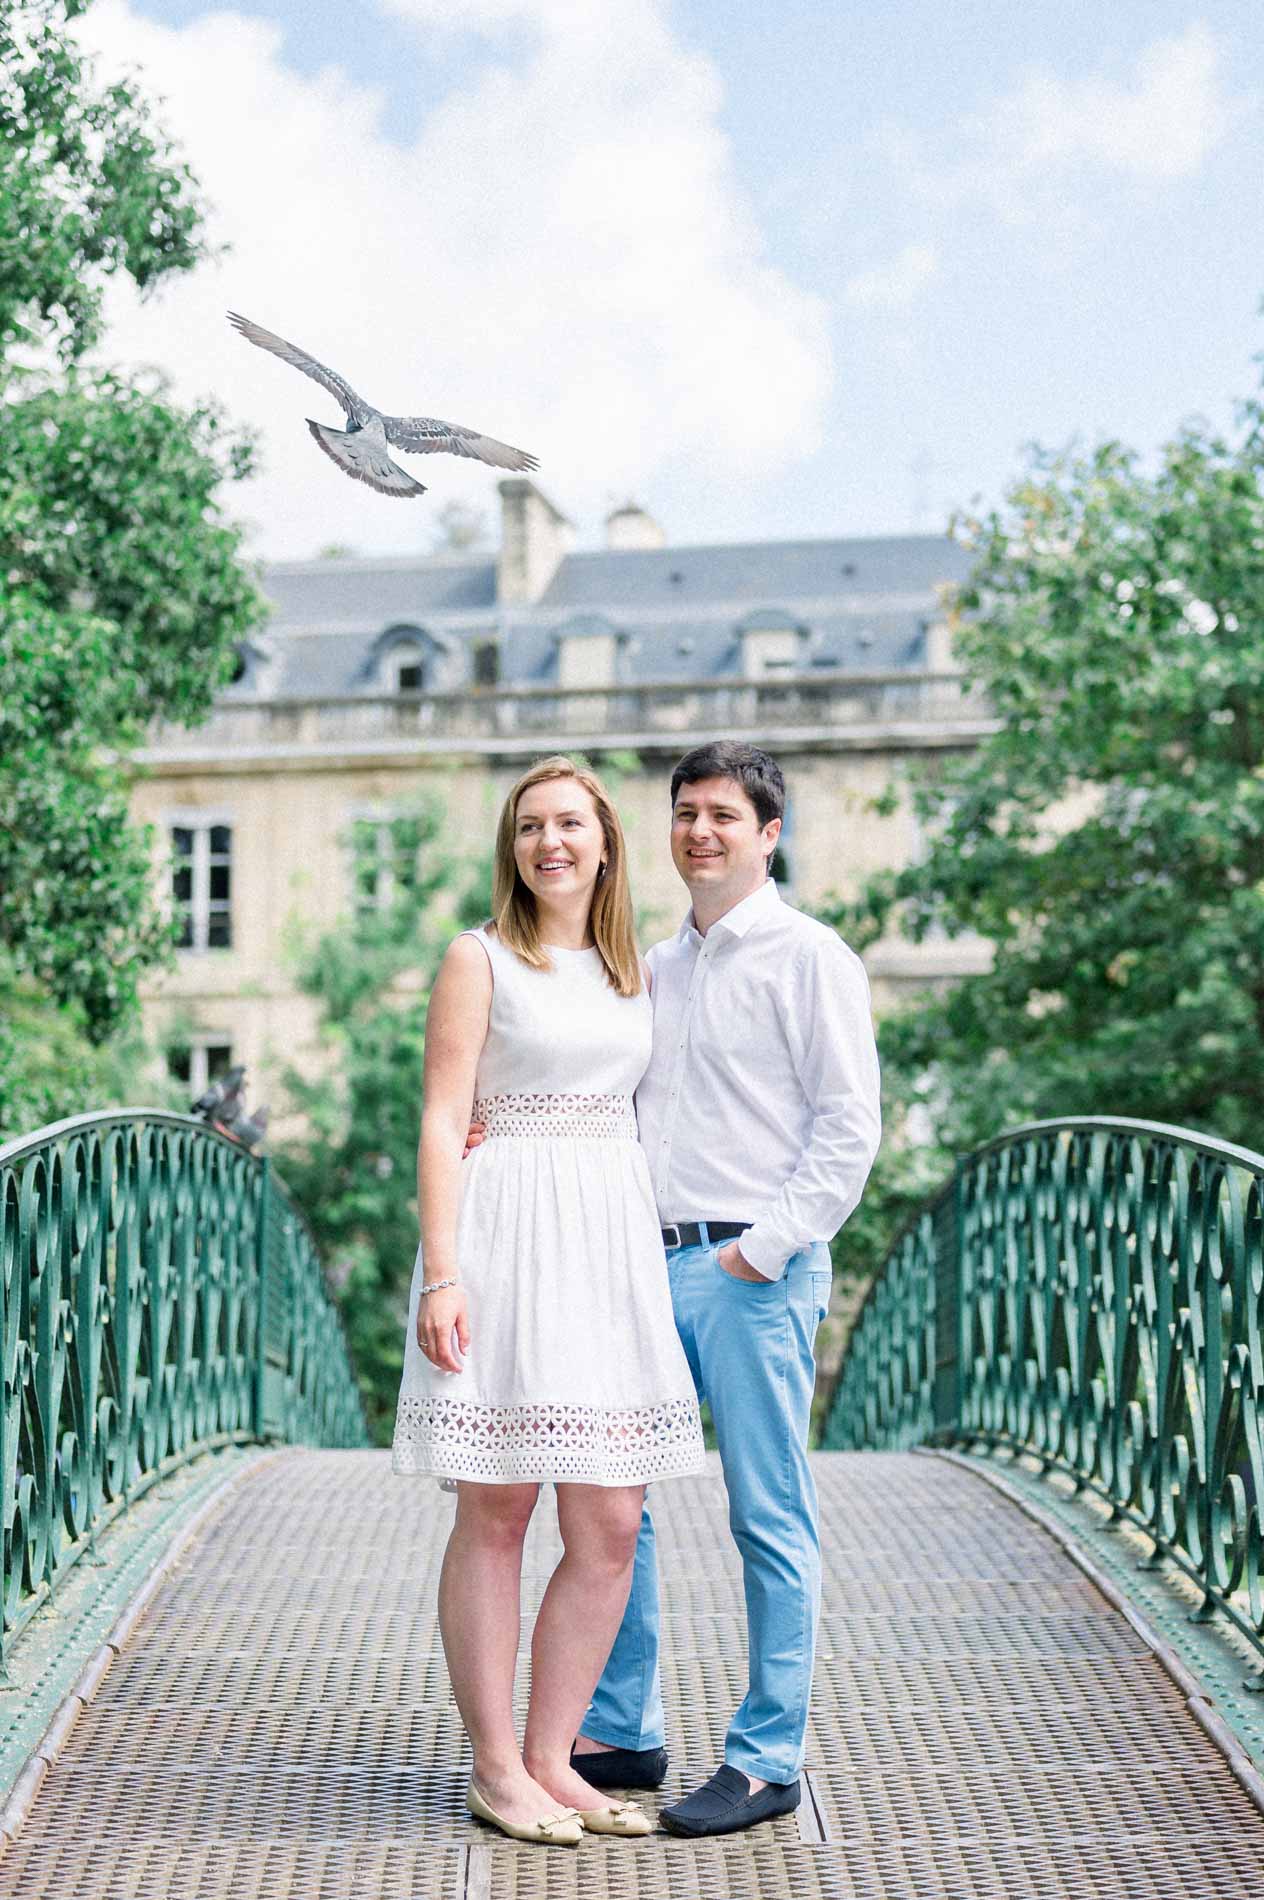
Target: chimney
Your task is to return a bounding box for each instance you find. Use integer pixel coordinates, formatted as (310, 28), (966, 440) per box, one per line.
(497, 479), (575, 605)
(924, 618), (958, 671)
(604, 501), (665, 551)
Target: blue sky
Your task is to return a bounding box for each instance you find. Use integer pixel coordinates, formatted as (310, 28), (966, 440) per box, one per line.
(102, 0), (1262, 559)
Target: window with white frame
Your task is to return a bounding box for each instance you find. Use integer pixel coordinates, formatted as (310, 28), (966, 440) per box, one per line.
(350, 812), (423, 919)
(167, 1037), (234, 1097)
(171, 820), (233, 950)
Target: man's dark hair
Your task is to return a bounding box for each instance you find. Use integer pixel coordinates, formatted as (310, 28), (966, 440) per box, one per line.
(669, 741), (786, 829)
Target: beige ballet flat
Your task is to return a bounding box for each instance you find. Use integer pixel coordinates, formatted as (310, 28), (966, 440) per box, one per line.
(467, 1780), (583, 1845)
(579, 1798), (653, 1836)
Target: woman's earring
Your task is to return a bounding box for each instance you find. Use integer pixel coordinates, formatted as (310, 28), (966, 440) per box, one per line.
(599, 860), (608, 878)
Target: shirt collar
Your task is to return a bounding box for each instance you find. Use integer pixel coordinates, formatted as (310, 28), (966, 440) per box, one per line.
(678, 877), (781, 944)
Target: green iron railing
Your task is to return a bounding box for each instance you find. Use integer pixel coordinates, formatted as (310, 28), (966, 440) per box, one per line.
(0, 1109), (368, 1669)
(824, 1116), (1264, 1672)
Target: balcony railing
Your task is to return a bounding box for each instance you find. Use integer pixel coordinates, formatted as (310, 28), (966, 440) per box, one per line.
(142, 669), (992, 756)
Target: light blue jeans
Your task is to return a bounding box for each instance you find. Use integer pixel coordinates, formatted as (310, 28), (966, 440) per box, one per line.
(583, 1239), (832, 1784)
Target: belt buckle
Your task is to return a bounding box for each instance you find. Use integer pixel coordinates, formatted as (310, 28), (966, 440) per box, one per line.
(662, 1223), (682, 1250)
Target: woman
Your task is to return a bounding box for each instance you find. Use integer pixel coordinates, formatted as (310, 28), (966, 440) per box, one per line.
(391, 754), (705, 1847)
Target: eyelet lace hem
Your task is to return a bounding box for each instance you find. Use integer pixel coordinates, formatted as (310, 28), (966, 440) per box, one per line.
(474, 1091), (637, 1140)
(391, 1395), (706, 1484)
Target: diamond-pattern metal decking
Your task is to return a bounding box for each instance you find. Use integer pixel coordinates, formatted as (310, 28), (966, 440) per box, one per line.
(2, 1448), (1263, 1898)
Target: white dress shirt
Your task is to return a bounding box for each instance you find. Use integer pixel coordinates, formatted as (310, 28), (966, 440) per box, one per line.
(636, 879), (881, 1281)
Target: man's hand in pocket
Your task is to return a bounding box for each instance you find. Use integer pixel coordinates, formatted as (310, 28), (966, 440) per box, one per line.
(716, 1240), (767, 1283)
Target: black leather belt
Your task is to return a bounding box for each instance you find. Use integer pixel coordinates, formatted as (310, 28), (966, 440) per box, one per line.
(660, 1220), (751, 1250)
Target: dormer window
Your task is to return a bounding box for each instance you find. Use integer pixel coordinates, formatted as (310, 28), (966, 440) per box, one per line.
(222, 638), (276, 695)
(736, 609), (808, 680)
(554, 614), (623, 689)
(363, 622), (450, 696)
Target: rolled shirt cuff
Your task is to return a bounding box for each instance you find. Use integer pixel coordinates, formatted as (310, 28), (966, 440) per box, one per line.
(736, 1225), (790, 1281)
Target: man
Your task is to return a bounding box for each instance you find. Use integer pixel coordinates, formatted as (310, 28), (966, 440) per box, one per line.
(570, 739), (882, 1837)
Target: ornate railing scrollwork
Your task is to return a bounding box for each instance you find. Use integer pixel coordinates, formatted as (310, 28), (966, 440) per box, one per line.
(824, 1117), (1264, 1666)
(0, 1110), (367, 1668)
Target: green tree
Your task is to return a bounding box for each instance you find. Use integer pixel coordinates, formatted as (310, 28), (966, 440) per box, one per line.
(273, 801), (492, 1443)
(822, 370), (1264, 1280)
(0, 954), (157, 1138)
(0, 0), (262, 1134)
(0, 0), (204, 364)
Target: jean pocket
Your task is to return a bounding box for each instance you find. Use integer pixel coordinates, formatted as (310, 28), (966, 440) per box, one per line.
(712, 1243), (778, 1289)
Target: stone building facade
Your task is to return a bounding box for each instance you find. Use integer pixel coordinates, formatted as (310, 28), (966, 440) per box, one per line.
(132, 481), (992, 1104)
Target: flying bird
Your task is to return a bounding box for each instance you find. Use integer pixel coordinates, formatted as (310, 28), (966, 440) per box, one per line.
(227, 311), (539, 499)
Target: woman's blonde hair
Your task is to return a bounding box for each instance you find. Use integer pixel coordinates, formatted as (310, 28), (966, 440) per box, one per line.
(491, 755), (642, 997)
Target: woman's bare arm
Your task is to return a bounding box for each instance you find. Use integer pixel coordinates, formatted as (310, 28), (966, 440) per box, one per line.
(415, 933), (493, 1371)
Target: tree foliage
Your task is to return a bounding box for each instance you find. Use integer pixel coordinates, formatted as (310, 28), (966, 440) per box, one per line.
(0, 954), (156, 1138)
(1, 385), (261, 1045)
(822, 373), (1264, 1247)
(0, 1), (262, 1132)
(0, 0), (205, 367)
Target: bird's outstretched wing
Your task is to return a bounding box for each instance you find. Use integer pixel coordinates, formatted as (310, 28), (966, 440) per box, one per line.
(307, 420), (427, 498)
(228, 312), (372, 423)
(383, 413), (539, 472)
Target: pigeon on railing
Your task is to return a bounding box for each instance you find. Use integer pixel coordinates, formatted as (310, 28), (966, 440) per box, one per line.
(190, 1064), (246, 1122)
(190, 1064), (269, 1151)
(221, 1103), (270, 1152)
(227, 312), (539, 498)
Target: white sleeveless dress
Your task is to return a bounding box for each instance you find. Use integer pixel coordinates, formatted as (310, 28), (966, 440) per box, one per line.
(391, 927), (706, 1486)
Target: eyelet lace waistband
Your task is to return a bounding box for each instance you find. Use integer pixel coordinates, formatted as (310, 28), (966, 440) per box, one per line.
(474, 1091), (638, 1139)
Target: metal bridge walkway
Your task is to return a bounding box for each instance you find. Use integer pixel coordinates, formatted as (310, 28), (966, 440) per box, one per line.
(2, 1448), (1262, 1899)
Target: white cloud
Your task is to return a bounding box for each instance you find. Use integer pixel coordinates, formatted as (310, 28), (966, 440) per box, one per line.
(75, 0), (831, 559)
(844, 243), (937, 310)
(892, 22), (1245, 227)
(992, 21), (1232, 181)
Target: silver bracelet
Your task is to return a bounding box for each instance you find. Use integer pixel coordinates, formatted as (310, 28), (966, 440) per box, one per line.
(419, 1276), (459, 1297)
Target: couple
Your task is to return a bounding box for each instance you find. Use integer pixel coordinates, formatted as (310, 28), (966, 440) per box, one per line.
(391, 740), (881, 1846)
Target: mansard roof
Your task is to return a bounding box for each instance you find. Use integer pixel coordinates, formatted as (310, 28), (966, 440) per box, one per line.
(536, 534), (970, 610)
(263, 554), (497, 630)
(253, 531), (972, 698)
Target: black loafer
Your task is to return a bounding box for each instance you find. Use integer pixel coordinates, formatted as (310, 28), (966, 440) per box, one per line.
(659, 1763), (800, 1837)
(568, 1742), (668, 1791)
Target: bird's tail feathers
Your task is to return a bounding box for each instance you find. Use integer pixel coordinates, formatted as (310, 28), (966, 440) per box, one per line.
(306, 418), (427, 498)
